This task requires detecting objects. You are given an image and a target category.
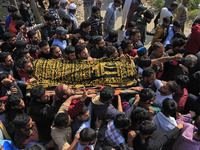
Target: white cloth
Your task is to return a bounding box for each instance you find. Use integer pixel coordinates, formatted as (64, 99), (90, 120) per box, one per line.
(69, 3), (77, 10)
(154, 80), (173, 107)
(153, 112), (177, 133)
(122, 0), (132, 25)
(158, 7), (173, 24)
(195, 4), (200, 20)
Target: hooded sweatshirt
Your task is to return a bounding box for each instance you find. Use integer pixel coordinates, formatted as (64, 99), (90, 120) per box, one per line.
(172, 114), (200, 150)
(185, 24), (200, 54)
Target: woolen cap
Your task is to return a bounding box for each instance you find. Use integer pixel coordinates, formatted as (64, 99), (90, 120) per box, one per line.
(69, 3), (77, 10)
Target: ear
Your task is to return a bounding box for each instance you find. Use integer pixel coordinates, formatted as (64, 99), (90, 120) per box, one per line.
(63, 95), (68, 99)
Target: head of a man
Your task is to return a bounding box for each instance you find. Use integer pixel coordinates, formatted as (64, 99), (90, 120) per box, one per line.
(114, 114), (131, 130)
(6, 94), (25, 110)
(130, 30), (141, 43)
(173, 20), (182, 33)
(172, 38), (186, 54)
(139, 88), (155, 105)
(0, 52), (14, 69)
(162, 16), (171, 28)
(44, 13), (56, 26)
(50, 45), (62, 59)
(106, 46), (119, 58)
(161, 98), (177, 117)
(159, 81), (178, 95)
(56, 26), (68, 41)
(114, 0), (122, 8)
(39, 40), (50, 54)
(175, 75), (189, 93)
(144, 10), (154, 24)
(108, 30), (119, 43)
(142, 67), (156, 85)
(30, 85), (50, 103)
(139, 120), (157, 138)
(49, 0), (60, 9)
(17, 57), (33, 75)
(55, 84), (75, 99)
(75, 45), (88, 59)
(27, 30), (40, 45)
(76, 106), (90, 122)
(92, 6), (100, 19)
(152, 42), (165, 58)
(80, 21), (91, 34)
(169, 1), (178, 11)
(62, 16), (73, 31)
(94, 36), (106, 51)
(53, 113), (72, 129)
(2, 32), (16, 47)
(79, 128), (97, 146)
(121, 39), (133, 54)
(65, 46), (76, 60)
(100, 86), (115, 104)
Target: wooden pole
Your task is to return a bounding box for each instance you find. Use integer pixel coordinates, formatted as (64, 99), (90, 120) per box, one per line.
(30, 0), (42, 24)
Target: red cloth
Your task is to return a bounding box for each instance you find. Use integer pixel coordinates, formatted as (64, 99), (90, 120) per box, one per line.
(67, 99), (84, 117)
(8, 20), (17, 36)
(84, 147), (91, 150)
(173, 88), (188, 113)
(18, 69), (31, 83)
(127, 49), (137, 57)
(185, 24), (200, 54)
(0, 96), (8, 101)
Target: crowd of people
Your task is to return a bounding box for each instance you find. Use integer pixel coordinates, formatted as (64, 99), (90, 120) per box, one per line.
(0, 0), (199, 149)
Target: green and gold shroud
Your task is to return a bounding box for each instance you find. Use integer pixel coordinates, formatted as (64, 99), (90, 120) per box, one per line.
(27, 57), (138, 89)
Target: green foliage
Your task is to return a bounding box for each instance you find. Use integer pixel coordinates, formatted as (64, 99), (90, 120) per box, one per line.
(150, 0), (165, 10)
(188, 9), (199, 20)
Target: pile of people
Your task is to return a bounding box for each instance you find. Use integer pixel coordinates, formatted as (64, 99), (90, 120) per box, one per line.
(0, 0), (199, 149)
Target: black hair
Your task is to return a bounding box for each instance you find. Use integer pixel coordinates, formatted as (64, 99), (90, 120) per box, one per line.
(80, 128), (96, 142)
(49, 0), (60, 8)
(7, 5), (18, 13)
(75, 45), (85, 56)
(140, 88), (155, 102)
(144, 9), (154, 19)
(163, 16), (171, 23)
(173, 20), (182, 28)
(193, 18), (200, 26)
(39, 40), (49, 48)
(130, 29), (140, 37)
(175, 75), (189, 89)
(80, 21), (91, 30)
(2, 32), (15, 42)
(138, 59), (152, 68)
(131, 107), (149, 126)
(92, 6), (100, 13)
(94, 36), (103, 45)
(114, 114), (131, 129)
(0, 72), (9, 84)
(0, 52), (11, 63)
(12, 13), (22, 21)
(172, 38), (186, 48)
(108, 30), (118, 40)
(15, 20), (25, 31)
(139, 120), (157, 135)
(27, 30), (37, 39)
(62, 16), (72, 23)
(77, 105), (89, 116)
(194, 116), (200, 135)
(50, 45), (59, 53)
(106, 46), (116, 58)
(6, 93), (21, 108)
(172, 32), (186, 40)
(65, 45), (75, 54)
(100, 86), (115, 103)
(13, 113), (30, 129)
(142, 67), (155, 78)
(44, 13), (55, 21)
(30, 85), (46, 100)
(89, 36), (97, 44)
(17, 57), (30, 69)
(162, 98), (177, 115)
(128, 21), (137, 28)
(54, 113), (69, 127)
(170, 1), (178, 7)
(121, 39), (132, 50)
(167, 81), (178, 93)
(152, 42), (164, 51)
(114, 0), (122, 3)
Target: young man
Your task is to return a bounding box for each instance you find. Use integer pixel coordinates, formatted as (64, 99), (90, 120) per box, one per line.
(104, 0), (122, 34)
(17, 57), (35, 83)
(49, 0), (61, 28)
(38, 40), (52, 59)
(88, 6), (102, 36)
(5, 5), (18, 31)
(0, 32), (16, 53)
(105, 114), (131, 148)
(137, 9), (154, 44)
(0, 52), (14, 76)
(75, 45), (89, 60)
(122, 21), (137, 39)
(27, 30), (40, 58)
(129, 30), (143, 49)
(52, 26), (68, 51)
(50, 45), (63, 59)
(131, 5), (147, 23)
(65, 45), (76, 60)
(175, 0), (189, 32)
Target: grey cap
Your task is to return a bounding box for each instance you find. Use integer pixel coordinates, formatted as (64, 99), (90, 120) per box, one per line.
(56, 26), (68, 34)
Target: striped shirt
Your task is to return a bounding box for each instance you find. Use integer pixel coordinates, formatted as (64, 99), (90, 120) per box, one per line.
(88, 17), (102, 36)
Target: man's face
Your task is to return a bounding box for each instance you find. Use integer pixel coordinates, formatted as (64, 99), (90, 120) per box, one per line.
(78, 110), (90, 122)
(78, 48), (88, 59)
(0, 103), (5, 113)
(63, 85), (75, 97)
(83, 26), (91, 34)
(66, 52), (76, 60)
(48, 20), (56, 26)
(8, 37), (16, 46)
(31, 34), (40, 45)
(163, 21), (170, 28)
(53, 47), (62, 58)
(173, 26), (181, 33)
(78, 39), (87, 47)
(23, 61), (33, 74)
(114, 2), (122, 8)
(14, 99), (25, 110)
(24, 53), (33, 61)
(154, 47), (164, 58)
(158, 82), (170, 95)
(59, 34), (67, 40)
(80, 138), (96, 146)
(131, 33), (141, 43)
(40, 91), (50, 102)
(127, 43), (134, 52)
(40, 44), (50, 54)
(111, 49), (119, 58)
(96, 0), (103, 8)
(146, 73), (156, 85)
(97, 39), (105, 50)
(93, 11), (100, 19)
(21, 118), (33, 133)
(3, 55), (14, 68)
